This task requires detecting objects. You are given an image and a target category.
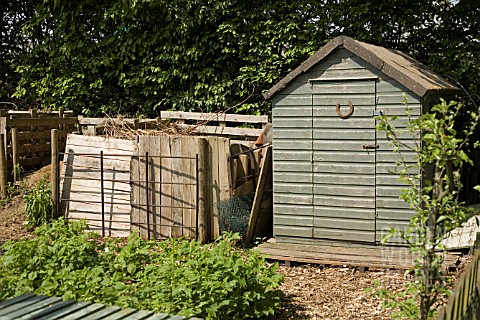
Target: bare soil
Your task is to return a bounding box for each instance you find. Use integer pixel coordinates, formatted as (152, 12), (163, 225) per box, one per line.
(0, 165), (51, 244)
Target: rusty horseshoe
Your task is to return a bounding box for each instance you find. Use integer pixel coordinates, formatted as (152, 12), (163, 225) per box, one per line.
(336, 100), (354, 119)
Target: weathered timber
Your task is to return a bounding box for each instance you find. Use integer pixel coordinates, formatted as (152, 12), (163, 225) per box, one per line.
(197, 138), (208, 243)
(11, 128), (19, 181)
(61, 134), (136, 237)
(51, 129), (59, 218)
(0, 133), (6, 198)
(160, 111), (268, 124)
(245, 146), (272, 245)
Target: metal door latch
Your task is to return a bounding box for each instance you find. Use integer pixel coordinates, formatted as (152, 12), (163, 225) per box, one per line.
(362, 144), (379, 150)
(372, 110), (384, 116)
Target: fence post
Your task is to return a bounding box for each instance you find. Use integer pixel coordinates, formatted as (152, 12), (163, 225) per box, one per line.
(197, 138), (208, 243)
(51, 129), (59, 218)
(0, 133), (7, 199)
(11, 128), (19, 182)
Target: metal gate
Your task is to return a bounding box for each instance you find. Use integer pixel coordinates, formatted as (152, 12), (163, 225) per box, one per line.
(57, 151), (199, 240)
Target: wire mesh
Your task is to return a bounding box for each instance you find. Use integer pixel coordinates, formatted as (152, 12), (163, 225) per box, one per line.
(216, 193), (254, 237)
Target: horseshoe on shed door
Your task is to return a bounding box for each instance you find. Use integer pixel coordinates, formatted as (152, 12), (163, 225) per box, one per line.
(336, 100), (354, 119)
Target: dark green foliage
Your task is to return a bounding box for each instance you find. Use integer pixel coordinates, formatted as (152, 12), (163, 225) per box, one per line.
(23, 178), (54, 228)
(217, 193), (254, 237)
(0, 0), (39, 108)
(1, 1), (478, 117)
(0, 219), (283, 319)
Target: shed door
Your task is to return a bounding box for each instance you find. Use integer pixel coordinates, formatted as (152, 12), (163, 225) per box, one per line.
(312, 80), (377, 243)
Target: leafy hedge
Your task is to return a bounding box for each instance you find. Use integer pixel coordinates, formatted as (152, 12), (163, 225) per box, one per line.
(0, 219), (283, 319)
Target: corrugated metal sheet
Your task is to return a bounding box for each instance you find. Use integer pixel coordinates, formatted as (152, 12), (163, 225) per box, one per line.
(271, 47), (421, 245)
(0, 294), (202, 320)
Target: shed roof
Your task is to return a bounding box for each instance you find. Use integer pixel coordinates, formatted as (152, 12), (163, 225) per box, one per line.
(263, 36), (460, 99)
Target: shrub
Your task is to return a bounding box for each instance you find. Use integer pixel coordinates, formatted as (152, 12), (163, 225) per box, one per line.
(0, 219), (283, 319)
(23, 178), (54, 228)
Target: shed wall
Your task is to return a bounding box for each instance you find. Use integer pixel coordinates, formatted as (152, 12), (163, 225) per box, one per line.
(272, 48), (421, 244)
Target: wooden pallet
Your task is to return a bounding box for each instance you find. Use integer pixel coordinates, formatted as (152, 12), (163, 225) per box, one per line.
(257, 239), (460, 269)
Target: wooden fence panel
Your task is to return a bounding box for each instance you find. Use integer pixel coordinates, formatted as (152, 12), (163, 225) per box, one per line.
(60, 134), (137, 237)
(437, 232), (480, 320)
(132, 135), (230, 240)
(0, 109), (77, 174)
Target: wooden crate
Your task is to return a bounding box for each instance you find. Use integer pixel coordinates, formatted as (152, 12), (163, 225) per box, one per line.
(0, 109), (77, 174)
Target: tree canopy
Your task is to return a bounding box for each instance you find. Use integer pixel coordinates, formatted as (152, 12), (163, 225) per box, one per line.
(1, 0), (478, 116)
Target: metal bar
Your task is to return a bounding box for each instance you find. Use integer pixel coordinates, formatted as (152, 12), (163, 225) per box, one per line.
(195, 153), (199, 241)
(145, 151), (150, 240)
(59, 152), (196, 159)
(100, 151), (105, 237)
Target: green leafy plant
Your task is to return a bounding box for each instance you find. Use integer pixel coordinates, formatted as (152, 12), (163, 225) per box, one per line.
(13, 164), (23, 179)
(23, 178), (54, 228)
(0, 219), (283, 319)
(366, 280), (419, 319)
(0, 182), (19, 206)
(375, 99), (479, 319)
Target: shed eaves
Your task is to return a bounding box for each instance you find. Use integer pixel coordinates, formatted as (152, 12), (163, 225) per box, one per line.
(263, 36), (460, 99)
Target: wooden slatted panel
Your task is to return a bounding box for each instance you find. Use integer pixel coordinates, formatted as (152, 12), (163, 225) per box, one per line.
(132, 136), (229, 240)
(375, 82), (420, 243)
(437, 233), (480, 320)
(256, 240), (459, 270)
(270, 47), (428, 245)
(61, 134), (136, 237)
(312, 79), (376, 243)
(272, 91), (313, 240)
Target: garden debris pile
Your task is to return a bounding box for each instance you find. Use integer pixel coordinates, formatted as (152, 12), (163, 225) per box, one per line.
(102, 117), (194, 140)
(101, 113), (233, 140)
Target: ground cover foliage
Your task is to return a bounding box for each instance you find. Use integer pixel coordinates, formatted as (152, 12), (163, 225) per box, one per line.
(0, 219), (283, 319)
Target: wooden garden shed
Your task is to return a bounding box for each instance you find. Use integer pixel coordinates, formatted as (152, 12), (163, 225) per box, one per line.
(264, 36), (460, 246)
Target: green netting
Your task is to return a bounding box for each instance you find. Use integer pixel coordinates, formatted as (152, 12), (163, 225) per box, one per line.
(216, 193), (255, 237)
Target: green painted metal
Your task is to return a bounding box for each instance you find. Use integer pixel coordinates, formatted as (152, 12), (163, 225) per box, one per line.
(0, 294), (202, 320)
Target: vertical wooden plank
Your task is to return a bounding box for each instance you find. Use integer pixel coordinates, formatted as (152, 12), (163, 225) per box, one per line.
(51, 129), (59, 218)
(137, 136), (150, 237)
(150, 137), (162, 239)
(130, 145), (141, 235)
(160, 136), (172, 238)
(192, 136), (199, 239)
(197, 138), (208, 243)
(215, 137), (230, 239)
(183, 136), (196, 239)
(29, 109), (38, 161)
(239, 154), (249, 186)
(171, 137), (183, 237)
(0, 133), (7, 199)
(245, 146), (272, 245)
(58, 108), (65, 149)
(209, 137), (220, 240)
(11, 128), (19, 181)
